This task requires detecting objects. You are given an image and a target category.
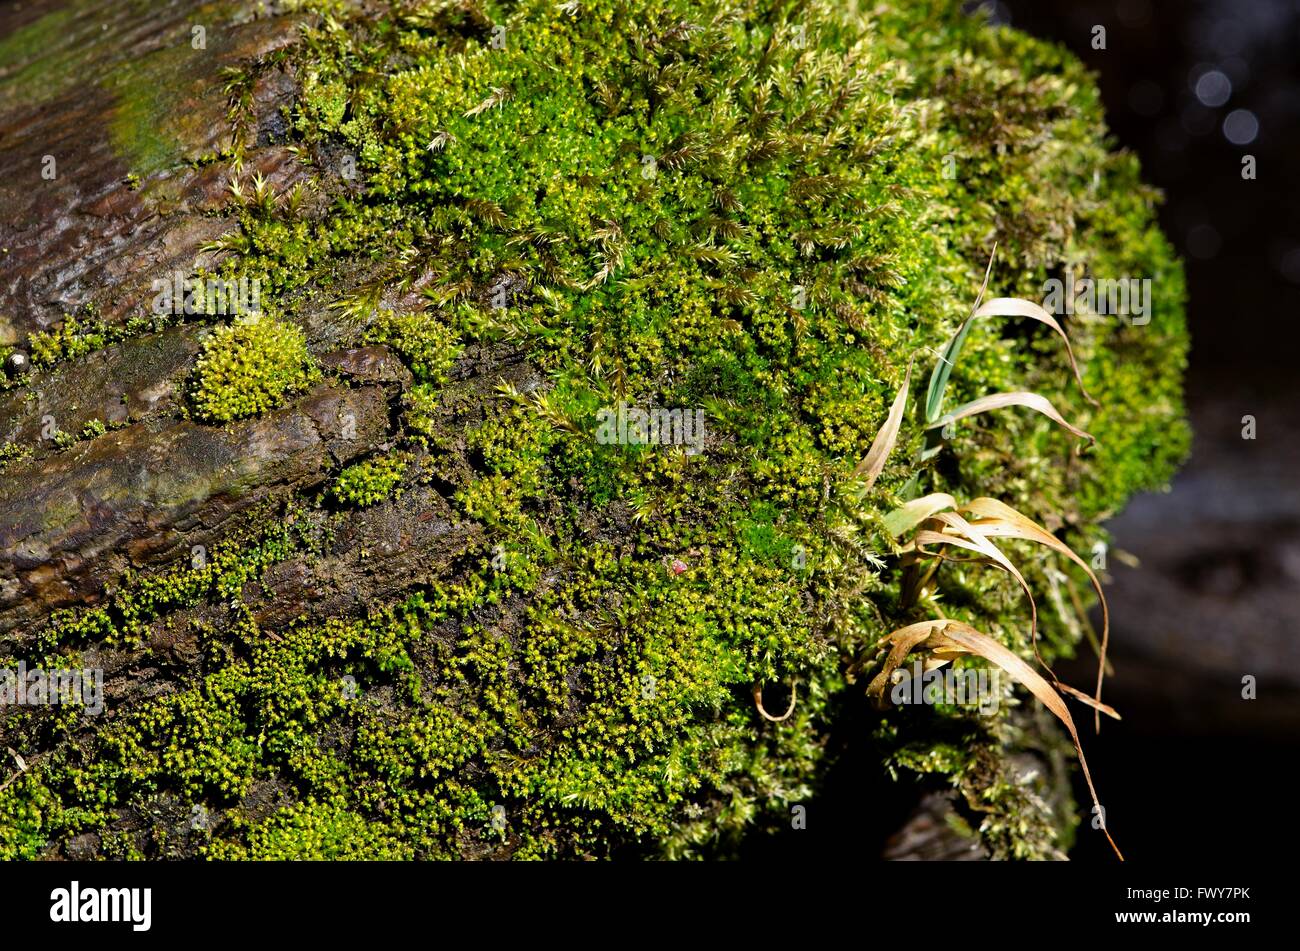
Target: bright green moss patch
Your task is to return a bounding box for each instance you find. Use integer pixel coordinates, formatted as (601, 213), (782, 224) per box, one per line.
(331, 452), (409, 507)
(206, 798), (415, 860)
(26, 312), (124, 367)
(190, 317), (319, 423)
(366, 311), (459, 383)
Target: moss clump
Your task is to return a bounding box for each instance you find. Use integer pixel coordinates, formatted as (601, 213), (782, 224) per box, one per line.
(190, 317), (318, 423)
(26, 313), (117, 367)
(366, 311), (459, 384)
(0, 441), (33, 473)
(331, 453), (409, 507)
(205, 798), (415, 860)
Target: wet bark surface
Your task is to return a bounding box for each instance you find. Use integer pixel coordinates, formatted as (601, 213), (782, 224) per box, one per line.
(0, 1), (354, 631)
(0, 382), (391, 631)
(0, 1), (308, 342)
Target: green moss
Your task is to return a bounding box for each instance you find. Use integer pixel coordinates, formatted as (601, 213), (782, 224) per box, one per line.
(28, 314), (112, 367)
(365, 310), (459, 383)
(0, 441), (33, 473)
(331, 452), (409, 507)
(402, 383), (443, 446)
(190, 317), (319, 423)
(22, 309), (179, 375)
(206, 799), (414, 860)
(4, 0), (1188, 861)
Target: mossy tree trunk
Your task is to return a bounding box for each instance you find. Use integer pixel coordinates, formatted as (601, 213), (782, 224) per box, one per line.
(0, 0), (1187, 860)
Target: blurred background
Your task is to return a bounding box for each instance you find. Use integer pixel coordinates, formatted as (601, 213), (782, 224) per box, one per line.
(990, 0), (1300, 860)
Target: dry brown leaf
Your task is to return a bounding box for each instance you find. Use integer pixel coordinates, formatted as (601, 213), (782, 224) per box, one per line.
(1056, 681), (1121, 721)
(865, 621), (941, 700)
(889, 494), (1115, 733)
(970, 297), (1099, 407)
(913, 511), (1050, 677)
(854, 358), (913, 487)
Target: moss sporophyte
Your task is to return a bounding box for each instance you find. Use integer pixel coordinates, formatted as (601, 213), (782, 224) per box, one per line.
(0, 0), (1188, 861)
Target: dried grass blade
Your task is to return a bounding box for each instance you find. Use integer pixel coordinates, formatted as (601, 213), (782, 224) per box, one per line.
(865, 621), (942, 701)
(927, 391), (1094, 449)
(753, 680), (798, 722)
(853, 358), (913, 487)
(915, 512), (1048, 675)
(971, 297), (1099, 406)
(1057, 682), (1122, 721)
(962, 497), (1111, 732)
(925, 621), (1123, 860)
